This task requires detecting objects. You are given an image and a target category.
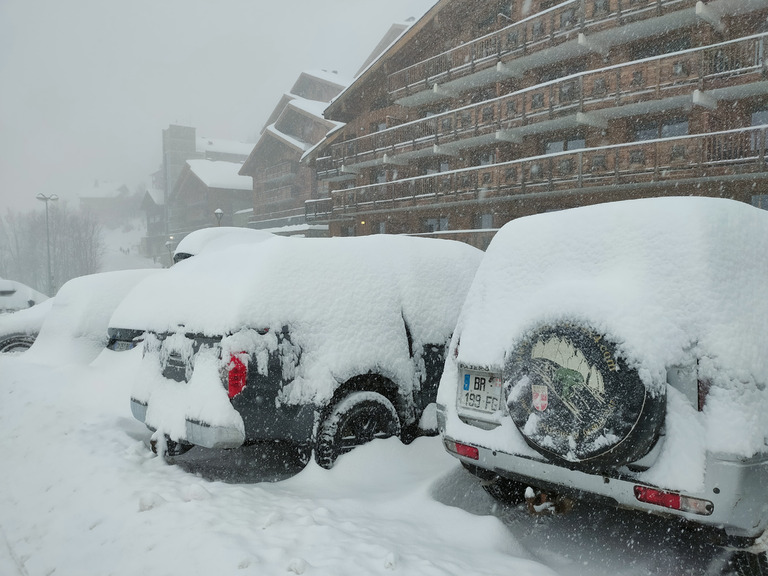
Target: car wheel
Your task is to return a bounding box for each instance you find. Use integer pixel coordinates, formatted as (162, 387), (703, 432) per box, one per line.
(315, 391), (401, 469)
(0, 333), (37, 353)
(504, 323), (665, 470)
(731, 551), (768, 576)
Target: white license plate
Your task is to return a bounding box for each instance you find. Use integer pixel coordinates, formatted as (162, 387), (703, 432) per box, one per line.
(458, 370), (503, 413)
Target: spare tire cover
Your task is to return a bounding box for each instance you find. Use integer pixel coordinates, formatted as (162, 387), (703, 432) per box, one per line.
(504, 323), (665, 470)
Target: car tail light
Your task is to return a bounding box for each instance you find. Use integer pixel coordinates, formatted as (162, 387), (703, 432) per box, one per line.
(633, 485), (713, 515)
(227, 352), (248, 399)
(455, 442), (480, 460)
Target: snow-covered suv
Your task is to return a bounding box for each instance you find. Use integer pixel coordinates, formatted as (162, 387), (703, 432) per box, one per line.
(438, 197), (768, 572)
(112, 235), (482, 468)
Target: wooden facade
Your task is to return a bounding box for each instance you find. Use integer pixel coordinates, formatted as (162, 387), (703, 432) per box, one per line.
(306, 0), (768, 248)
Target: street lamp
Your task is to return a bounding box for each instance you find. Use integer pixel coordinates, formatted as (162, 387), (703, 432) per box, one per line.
(165, 236), (175, 266)
(35, 193), (58, 296)
(214, 208), (223, 226)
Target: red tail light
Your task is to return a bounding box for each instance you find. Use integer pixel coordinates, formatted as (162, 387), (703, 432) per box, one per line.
(228, 352), (248, 399)
(455, 442), (479, 460)
(634, 485), (713, 515)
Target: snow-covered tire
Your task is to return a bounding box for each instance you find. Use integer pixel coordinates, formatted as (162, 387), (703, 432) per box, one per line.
(504, 323), (665, 470)
(150, 434), (194, 457)
(315, 391), (401, 469)
(0, 333), (36, 353)
(732, 551), (768, 576)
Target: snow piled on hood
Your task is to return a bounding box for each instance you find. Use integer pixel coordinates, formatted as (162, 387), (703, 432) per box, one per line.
(455, 196), (767, 394)
(25, 269), (162, 364)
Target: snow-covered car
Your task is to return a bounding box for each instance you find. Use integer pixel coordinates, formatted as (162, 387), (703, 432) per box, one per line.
(0, 277), (48, 314)
(438, 197), (768, 571)
(112, 235), (483, 467)
(0, 299), (54, 353)
(25, 269), (162, 364)
(171, 226), (273, 264)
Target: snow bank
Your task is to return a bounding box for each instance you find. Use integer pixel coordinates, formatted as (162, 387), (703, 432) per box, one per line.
(26, 269), (162, 365)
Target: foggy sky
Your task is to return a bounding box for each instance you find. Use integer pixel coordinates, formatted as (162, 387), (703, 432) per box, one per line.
(0, 0), (435, 213)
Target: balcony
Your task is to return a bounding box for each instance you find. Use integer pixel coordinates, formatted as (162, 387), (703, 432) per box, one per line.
(324, 33), (768, 175)
(306, 125), (767, 221)
(256, 161), (299, 186)
(387, 0), (714, 107)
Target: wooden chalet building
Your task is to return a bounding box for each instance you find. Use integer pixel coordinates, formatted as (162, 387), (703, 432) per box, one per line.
(239, 71), (347, 234)
(305, 0), (768, 248)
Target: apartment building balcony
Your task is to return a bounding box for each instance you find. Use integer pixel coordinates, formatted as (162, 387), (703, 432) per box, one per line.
(326, 33), (768, 175)
(306, 124), (767, 222)
(255, 161), (299, 186)
(387, 0), (764, 108)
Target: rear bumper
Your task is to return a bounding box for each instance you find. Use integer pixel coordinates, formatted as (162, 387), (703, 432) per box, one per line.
(131, 398), (245, 449)
(442, 430), (768, 544)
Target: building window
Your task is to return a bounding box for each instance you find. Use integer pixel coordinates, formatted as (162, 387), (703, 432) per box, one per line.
(506, 31), (519, 49)
(505, 167), (518, 182)
(530, 162), (543, 178)
(672, 59), (690, 77)
(424, 217), (448, 232)
(506, 100), (517, 116)
(634, 117), (688, 141)
(545, 136), (585, 154)
(531, 21), (544, 39)
(590, 154), (607, 171)
(478, 151), (496, 166)
(482, 106), (495, 123)
(441, 116), (453, 132)
(629, 149), (646, 165)
(631, 70), (644, 87)
(558, 158), (575, 175)
(559, 80), (579, 103)
(560, 7), (576, 29)
(751, 108), (768, 151)
(377, 221), (387, 234)
(593, 77), (608, 97)
(593, 0), (609, 16)
(531, 93), (545, 109)
(479, 213), (494, 229)
(481, 172), (493, 185)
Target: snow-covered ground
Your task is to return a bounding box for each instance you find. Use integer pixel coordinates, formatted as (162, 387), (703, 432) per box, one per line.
(0, 347), (733, 576)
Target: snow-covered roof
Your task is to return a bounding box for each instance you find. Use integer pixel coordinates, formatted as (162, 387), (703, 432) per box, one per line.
(196, 137), (254, 158)
(145, 188), (164, 206)
(298, 69), (351, 89)
(187, 160), (253, 191)
(264, 125), (310, 152)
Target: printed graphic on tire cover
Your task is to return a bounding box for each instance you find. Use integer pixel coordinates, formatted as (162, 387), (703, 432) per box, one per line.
(504, 323), (665, 469)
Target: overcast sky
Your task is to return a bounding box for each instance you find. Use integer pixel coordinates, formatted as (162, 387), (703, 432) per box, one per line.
(0, 0), (435, 213)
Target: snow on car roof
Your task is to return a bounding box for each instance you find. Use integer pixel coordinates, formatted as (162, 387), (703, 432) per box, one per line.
(450, 196), (768, 484)
(173, 227), (274, 258)
(0, 277), (49, 311)
(112, 235), (483, 403)
(26, 269), (162, 364)
(456, 197), (767, 386)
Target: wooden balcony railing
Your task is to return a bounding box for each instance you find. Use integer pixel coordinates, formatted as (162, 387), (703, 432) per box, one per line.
(306, 125), (767, 219)
(257, 161), (299, 185)
(325, 33), (767, 173)
(387, 0), (694, 100)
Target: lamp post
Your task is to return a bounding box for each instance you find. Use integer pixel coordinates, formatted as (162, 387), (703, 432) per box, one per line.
(35, 193), (58, 296)
(165, 236), (175, 266)
(214, 208), (223, 226)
